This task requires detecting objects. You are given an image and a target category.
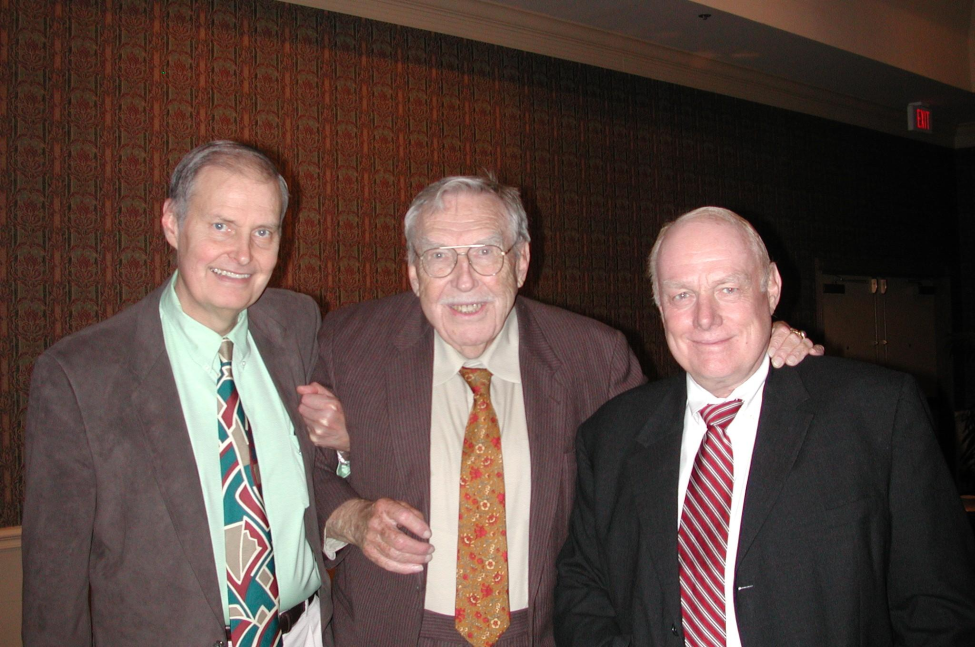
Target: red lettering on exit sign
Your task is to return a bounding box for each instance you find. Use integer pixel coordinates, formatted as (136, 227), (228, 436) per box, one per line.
(908, 102), (932, 133)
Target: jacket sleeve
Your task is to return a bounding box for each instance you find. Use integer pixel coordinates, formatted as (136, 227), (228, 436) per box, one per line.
(554, 419), (632, 647)
(310, 314), (362, 567)
(21, 352), (95, 646)
(887, 373), (975, 645)
(606, 329), (646, 400)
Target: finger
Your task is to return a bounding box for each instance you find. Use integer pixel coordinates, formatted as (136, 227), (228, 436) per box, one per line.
(784, 342), (823, 365)
(768, 334), (798, 368)
(783, 336), (816, 366)
(766, 322), (792, 356)
(383, 503), (433, 540)
(299, 395), (338, 419)
(361, 542), (426, 574)
(299, 396), (340, 416)
(377, 526), (434, 560)
(296, 381), (328, 395)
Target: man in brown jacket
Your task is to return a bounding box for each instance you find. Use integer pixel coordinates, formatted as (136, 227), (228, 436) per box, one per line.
(22, 141), (333, 647)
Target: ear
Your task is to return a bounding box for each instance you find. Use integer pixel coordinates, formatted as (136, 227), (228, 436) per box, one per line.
(161, 199), (180, 250)
(408, 261), (420, 295)
(766, 262), (782, 314)
(514, 241), (531, 289)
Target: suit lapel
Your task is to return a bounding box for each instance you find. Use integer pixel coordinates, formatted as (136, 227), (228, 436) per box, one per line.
(737, 366), (812, 562)
(130, 288), (225, 626)
(517, 300), (570, 605)
(249, 306), (328, 577)
(626, 378), (686, 621)
(249, 309), (302, 444)
(388, 302), (435, 520)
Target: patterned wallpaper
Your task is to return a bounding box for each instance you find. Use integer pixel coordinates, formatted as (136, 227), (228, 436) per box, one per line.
(1, 0), (970, 526)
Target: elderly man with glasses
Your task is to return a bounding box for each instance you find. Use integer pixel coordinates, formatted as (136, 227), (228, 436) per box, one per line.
(299, 177), (820, 647)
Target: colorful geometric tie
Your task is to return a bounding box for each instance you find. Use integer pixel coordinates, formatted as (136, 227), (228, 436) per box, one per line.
(217, 339), (282, 647)
(455, 368), (510, 647)
(678, 399), (742, 647)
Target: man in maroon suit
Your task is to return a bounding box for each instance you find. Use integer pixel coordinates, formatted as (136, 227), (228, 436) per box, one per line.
(301, 177), (819, 646)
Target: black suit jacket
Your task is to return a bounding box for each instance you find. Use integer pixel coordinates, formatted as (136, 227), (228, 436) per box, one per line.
(312, 292), (645, 646)
(555, 356), (975, 647)
(22, 284), (334, 646)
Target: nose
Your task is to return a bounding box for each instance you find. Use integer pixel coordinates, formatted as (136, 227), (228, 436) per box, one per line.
(450, 251), (477, 291)
(230, 235), (252, 266)
(694, 293), (721, 330)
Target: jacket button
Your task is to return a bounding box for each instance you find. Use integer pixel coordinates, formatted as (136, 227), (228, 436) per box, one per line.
(671, 624), (680, 637)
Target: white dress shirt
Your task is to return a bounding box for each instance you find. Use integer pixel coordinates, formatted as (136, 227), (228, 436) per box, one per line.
(677, 359), (770, 647)
(424, 309), (532, 614)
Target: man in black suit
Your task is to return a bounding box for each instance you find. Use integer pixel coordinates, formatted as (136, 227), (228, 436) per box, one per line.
(555, 206), (975, 646)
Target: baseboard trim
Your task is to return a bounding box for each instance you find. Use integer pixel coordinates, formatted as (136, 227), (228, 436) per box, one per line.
(0, 526), (22, 553)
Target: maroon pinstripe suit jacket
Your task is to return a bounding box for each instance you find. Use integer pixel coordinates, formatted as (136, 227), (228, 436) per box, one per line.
(312, 292), (645, 646)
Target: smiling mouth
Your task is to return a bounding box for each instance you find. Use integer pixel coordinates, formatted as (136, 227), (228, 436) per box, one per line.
(449, 303), (485, 314)
(210, 268), (251, 279)
(692, 337), (731, 346)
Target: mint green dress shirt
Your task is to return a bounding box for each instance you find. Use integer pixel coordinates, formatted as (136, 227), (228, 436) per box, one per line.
(159, 274), (320, 621)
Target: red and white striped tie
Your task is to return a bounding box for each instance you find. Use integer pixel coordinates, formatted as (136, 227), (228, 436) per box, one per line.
(678, 399), (742, 647)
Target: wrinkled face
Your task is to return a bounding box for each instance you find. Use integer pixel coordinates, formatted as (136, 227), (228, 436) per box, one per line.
(408, 192), (530, 359)
(161, 165), (282, 335)
(656, 219), (781, 397)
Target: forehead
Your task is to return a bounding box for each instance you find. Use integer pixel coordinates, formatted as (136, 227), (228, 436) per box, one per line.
(658, 219), (758, 278)
(189, 165), (279, 206)
(417, 192), (508, 240)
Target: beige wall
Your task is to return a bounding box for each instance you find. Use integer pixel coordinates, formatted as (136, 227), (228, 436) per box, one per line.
(698, 0), (973, 91)
(0, 528), (22, 647)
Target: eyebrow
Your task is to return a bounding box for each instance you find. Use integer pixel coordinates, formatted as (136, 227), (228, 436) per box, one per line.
(417, 236), (505, 249)
(661, 272), (753, 290)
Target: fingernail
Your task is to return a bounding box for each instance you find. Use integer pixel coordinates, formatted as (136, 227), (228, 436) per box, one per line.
(772, 357), (783, 368)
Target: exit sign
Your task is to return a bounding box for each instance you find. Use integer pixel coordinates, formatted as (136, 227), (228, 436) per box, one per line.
(908, 102), (932, 133)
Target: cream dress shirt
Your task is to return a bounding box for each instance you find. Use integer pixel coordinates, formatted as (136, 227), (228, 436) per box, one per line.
(424, 308), (532, 614)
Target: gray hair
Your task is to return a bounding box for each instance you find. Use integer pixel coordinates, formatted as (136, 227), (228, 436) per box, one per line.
(647, 206), (772, 307)
(167, 140), (289, 225)
(403, 175), (531, 263)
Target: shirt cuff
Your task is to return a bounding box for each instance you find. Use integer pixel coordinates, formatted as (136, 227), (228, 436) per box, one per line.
(322, 530), (349, 561)
(336, 451), (351, 478)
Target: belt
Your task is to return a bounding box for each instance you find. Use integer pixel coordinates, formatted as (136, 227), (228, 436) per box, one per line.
(223, 593), (317, 640)
(280, 593), (317, 634)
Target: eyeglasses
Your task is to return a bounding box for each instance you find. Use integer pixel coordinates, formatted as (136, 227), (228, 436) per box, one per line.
(415, 244), (514, 278)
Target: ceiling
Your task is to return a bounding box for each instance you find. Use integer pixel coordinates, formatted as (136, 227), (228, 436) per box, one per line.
(488, 0), (975, 141)
(283, 0), (975, 147)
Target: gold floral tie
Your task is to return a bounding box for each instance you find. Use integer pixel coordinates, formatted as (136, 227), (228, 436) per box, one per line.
(455, 368), (510, 647)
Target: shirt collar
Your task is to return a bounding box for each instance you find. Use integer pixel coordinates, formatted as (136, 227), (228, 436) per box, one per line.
(432, 306), (521, 385)
(159, 272), (251, 371)
(685, 356), (770, 424)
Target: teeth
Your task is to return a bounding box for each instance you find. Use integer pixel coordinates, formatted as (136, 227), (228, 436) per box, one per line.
(211, 268), (251, 279)
(451, 303), (483, 314)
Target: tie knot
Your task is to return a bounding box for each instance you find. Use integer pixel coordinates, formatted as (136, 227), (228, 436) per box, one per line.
(700, 399), (743, 432)
(460, 367), (492, 397)
(219, 338), (234, 365)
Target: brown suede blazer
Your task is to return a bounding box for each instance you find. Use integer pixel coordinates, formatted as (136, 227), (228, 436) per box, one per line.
(311, 292), (645, 647)
(22, 284), (333, 647)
